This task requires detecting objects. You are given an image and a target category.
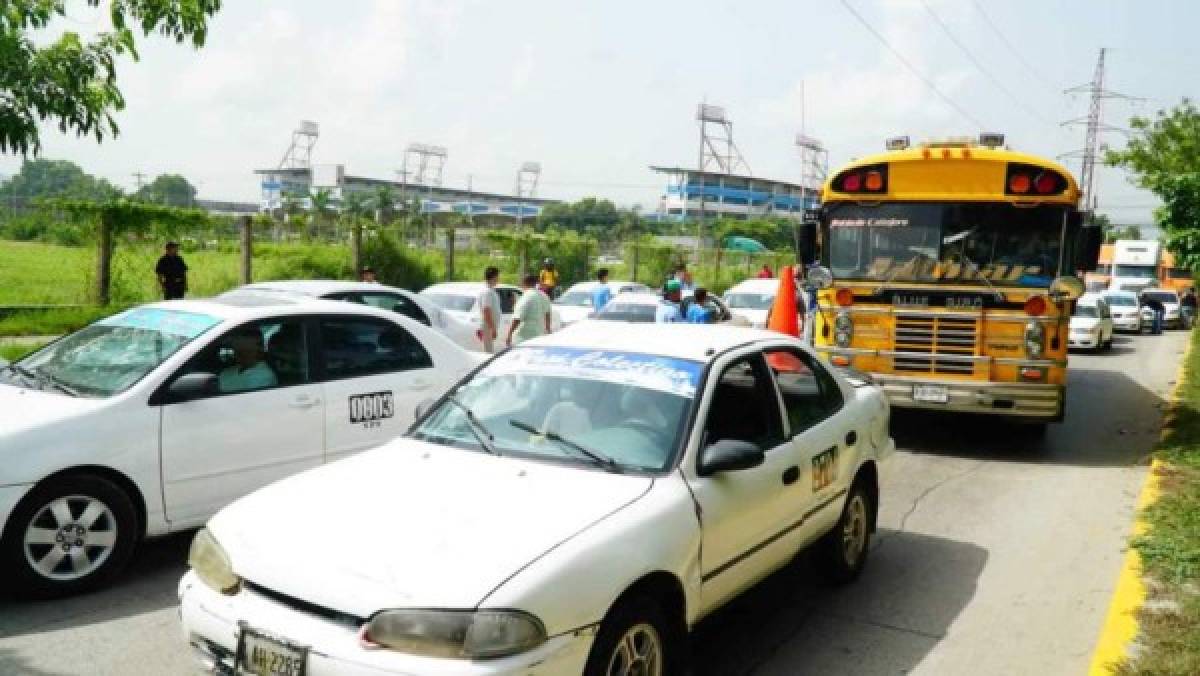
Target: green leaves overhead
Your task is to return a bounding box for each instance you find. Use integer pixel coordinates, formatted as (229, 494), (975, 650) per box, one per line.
(1, 1), (222, 154)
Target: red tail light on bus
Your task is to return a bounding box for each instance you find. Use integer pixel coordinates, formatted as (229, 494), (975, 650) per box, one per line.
(833, 164), (888, 194)
(1006, 163), (1067, 196)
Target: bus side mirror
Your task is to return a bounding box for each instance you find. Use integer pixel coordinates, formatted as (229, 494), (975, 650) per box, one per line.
(1078, 226), (1104, 273)
(798, 222), (817, 263)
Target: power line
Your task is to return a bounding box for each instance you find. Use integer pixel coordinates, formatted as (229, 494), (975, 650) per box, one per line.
(970, 0), (1059, 92)
(919, 0), (1054, 127)
(838, 0), (985, 129)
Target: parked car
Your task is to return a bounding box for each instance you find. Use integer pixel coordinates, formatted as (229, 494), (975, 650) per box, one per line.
(0, 297), (476, 597)
(1141, 289), (1183, 328)
(723, 278), (786, 328)
(591, 291), (736, 324)
(179, 322), (894, 675)
(554, 280), (649, 326)
(1068, 293), (1114, 351)
(420, 282), (563, 344)
(1102, 290), (1142, 333)
(227, 281), (478, 351)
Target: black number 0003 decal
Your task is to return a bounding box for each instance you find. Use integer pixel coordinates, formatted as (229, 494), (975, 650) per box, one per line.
(349, 391), (395, 424)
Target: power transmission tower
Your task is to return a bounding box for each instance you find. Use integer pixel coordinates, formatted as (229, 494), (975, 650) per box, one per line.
(132, 172), (147, 192)
(795, 82), (828, 200)
(696, 103), (750, 175)
(1060, 49), (1143, 213)
(514, 161), (541, 229)
(278, 120), (319, 170)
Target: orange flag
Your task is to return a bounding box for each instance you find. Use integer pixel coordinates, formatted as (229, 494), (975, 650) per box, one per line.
(767, 265), (800, 337)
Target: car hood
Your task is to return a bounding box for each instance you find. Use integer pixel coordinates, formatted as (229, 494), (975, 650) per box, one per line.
(210, 439), (654, 617)
(555, 305), (594, 324)
(0, 382), (106, 436)
(1070, 317), (1100, 329)
(729, 308), (769, 327)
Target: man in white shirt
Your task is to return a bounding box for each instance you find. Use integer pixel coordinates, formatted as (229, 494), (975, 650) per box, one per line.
(218, 329), (278, 393)
(507, 274), (553, 347)
(477, 266), (503, 353)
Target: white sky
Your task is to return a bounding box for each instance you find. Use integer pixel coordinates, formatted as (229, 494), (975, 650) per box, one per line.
(2, 0), (1195, 225)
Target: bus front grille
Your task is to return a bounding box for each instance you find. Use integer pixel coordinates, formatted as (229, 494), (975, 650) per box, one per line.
(892, 315), (979, 375)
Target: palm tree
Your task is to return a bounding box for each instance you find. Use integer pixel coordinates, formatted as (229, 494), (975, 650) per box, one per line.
(342, 190), (372, 275)
(308, 188), (336, 240)
(373, 186), (396, 226)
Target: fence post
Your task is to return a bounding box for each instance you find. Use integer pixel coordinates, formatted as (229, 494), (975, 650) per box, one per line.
(239, 215), (253, 284)
(631, 242), (640, 284)
(445, 225), (456, 281)
(95, 212), (113, 305)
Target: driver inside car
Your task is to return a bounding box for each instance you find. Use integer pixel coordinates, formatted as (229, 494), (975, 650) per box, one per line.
(218, 329), (278, 394)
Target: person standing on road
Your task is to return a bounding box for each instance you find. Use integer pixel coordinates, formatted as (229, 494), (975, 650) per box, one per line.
(1182, 288), (1197, 328)
(656, 280), (683, 323)
(1142, 293), (1165, 335)
(685, 288), (713, 324)
(477, 266), (503, 353)
(155, 241), (188, 300)
(507, 274), (553, 347)
(592, 269), (613, 312)
(538, 259), (559, 299)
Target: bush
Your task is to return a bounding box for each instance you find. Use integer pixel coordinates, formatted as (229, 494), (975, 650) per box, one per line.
(257, 243), (354, 281)
(362, 234), (438, 291)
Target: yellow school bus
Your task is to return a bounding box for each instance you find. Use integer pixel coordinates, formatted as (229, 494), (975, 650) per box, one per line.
(808, 135), (1101, 427)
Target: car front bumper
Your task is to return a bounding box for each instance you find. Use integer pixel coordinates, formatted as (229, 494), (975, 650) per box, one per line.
(179, 572), (593, 676)
(1112, 316), (1140, 331)
(1068, 331), (1102, 348)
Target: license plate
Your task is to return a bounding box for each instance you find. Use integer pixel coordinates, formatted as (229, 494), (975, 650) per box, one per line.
(237, 626), (308, 676)
(912, 384), (948, 404)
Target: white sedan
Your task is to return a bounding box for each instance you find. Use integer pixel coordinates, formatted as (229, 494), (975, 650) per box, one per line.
(229, 280), (478, 351)
(179, 322), (893, 675)
(554, 280), (649, 326)
(0, 297), (476, 597)
(420, 282), (564, 347)
(1068, 293), (1114, 351)
(723, 278), (781, 328)
(590, 291), (737, 324)
(1102, 291), (1142, 333)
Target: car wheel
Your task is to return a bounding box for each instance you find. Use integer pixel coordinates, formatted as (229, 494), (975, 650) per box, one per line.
(0, 474), (138, 598)
(817, 481), (873, 585)
(584, 595), (679, 676)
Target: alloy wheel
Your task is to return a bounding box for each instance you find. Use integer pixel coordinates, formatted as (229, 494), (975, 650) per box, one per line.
(606, 622), (663, 676)
(23, 495), (118, 581)
(842, 494), (868, 565)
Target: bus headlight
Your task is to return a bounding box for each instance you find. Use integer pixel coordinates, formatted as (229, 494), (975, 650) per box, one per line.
(835, 311), (853, 347)
(1024, 321), (1045, 358)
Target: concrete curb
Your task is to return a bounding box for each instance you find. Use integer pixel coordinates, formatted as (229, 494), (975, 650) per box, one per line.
(1087, 334), (1192, 674)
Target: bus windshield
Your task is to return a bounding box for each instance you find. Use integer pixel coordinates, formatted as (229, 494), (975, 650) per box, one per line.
(1113, 264), (1157, 279)
(826, 203), (1067, 287)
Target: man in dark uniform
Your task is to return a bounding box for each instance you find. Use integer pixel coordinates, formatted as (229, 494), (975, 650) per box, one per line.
(155, 241), (188, 300)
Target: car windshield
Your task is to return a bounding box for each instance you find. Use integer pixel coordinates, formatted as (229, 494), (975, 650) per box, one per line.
(413, 346), (702, 473)
(557, 290), (594, 307)
(594, 302), (659, 323)
(422, 293), (475, 312)
(1073, 305), (1099, 318)
(1104, 295), (1136, 307)
(725, 292), (774, 310)
(1114, 264), (1157, 279)
(4, 308), (220, 397)
(826, 202), (1066, 287)
(1143, 292), (1178, 303)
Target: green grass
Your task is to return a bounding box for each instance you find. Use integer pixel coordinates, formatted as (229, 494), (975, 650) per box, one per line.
(0, 306), (120, 337)
(0, 340), (49, 362)
(1115, 328), (1200, 675)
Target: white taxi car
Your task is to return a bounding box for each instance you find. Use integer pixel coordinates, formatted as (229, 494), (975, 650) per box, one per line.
(179, 322), (893, 675)
(420, 282), (564, 345)
(554, 280), (649, 326)
(723, 278), (782, 328)
(1068, 293), (1114, 351)
(1102, 290), (1143, 333)
(0, 296), (475, 597)
(229, 280), (478, 351)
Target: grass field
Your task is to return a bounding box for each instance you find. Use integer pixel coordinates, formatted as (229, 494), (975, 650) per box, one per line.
(0, 340), (49, 363)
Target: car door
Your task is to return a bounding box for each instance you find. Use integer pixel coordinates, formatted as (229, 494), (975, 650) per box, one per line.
(762, 345), (854, 542)
(159, 317), (324, 527)
(686, 351), (800, 614)
(318, 315), (436, 463)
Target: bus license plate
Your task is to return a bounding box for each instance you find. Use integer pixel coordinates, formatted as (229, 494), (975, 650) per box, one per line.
(912, 385), (948, 404)
(238, 627), (307, 676)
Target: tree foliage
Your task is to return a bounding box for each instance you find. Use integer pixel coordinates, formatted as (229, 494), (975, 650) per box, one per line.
(1157, 174), (1200, 270)
(0, 158), (120, 201)
(1106, 99), (1200, 192)
(135, 173), (197, 206)
(537, 197), (621, 239)
(2, 0), (223, 154)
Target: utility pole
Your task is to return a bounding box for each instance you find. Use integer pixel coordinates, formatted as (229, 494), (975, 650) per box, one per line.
(1061, 49), (1143, 214)
(132, 172), (147, 194)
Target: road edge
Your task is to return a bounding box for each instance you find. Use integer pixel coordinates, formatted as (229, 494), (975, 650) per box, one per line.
(1086, 335), (1192, 675)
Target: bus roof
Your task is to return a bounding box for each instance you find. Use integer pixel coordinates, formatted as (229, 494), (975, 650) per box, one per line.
(821, 142), (1081, 205)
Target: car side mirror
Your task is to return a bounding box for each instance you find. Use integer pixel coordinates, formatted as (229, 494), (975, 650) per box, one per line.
(698, 439), (765, 477)
(165, 372), (218, 404)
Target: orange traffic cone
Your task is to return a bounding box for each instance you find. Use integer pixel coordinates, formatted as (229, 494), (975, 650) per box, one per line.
(767, 265), (800, 338)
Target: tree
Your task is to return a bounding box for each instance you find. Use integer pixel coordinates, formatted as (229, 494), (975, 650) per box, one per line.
(44, 198), (208, 304)
(536, 197), (620, 239)
(0, 158), (120, 202)
(341, 190), (372, 275)
(372, 186), (397, 225)
(135, 173), (197, 206)
(2, 1), (224, 155)
(1155, 174), (1200, 270)
(307, 188), (336, 240)
(1106, 99), (1200, 192)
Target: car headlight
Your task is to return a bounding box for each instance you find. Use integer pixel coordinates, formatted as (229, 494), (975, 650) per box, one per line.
(188, 528), (241, 595)
(834, 311), (853, 348)
(364, 609), (546, 659)
(1024, 321), (1045, 358)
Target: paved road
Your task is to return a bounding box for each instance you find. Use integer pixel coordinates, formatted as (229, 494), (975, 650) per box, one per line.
(0, 330), (1188, 676)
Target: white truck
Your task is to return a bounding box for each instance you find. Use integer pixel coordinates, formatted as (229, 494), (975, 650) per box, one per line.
(1108, 239), (1161, 293)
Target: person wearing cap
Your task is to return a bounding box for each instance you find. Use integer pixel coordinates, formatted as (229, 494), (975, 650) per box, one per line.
(155, 241), (188, 300)
(538, 259), (559, 298)
(360, 266), (378, 283)
(656, 279), (683, 323)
